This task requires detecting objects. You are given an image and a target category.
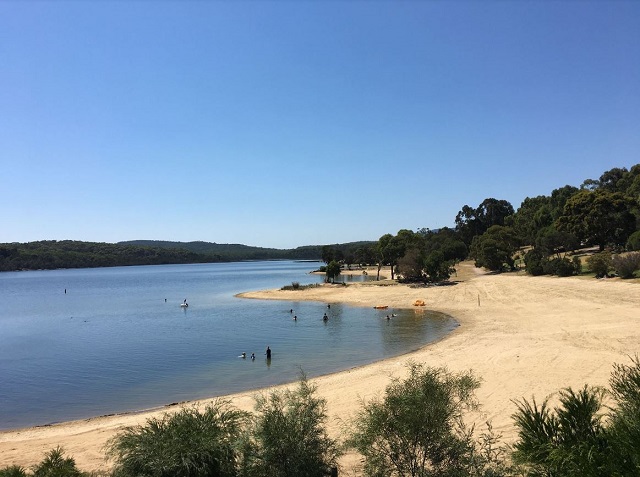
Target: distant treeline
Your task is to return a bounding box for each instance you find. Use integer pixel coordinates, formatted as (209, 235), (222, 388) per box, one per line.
(0, 240), (375, 272)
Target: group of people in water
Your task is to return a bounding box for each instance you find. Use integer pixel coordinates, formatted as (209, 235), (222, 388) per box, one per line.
(239, 346), (269, 361)
(239, 305), (335, 362)
(290, 304), (332, 322)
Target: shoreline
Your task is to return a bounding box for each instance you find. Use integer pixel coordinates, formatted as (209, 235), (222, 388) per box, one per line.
(2, 263), (639, 473)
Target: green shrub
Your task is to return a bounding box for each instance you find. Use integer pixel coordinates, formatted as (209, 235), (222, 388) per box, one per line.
(242, 375), (341, 477)
(0, 466), (28, 477)
(608, 356), (640, 473)
(627, 230), (640, 251)
(513, 356), (640, 476)
(524, 249), (546, 276)
(572, 255), (583, 274)
(106, 401), (249, 477)
(31, 447), (83, 477)
(512, 386), (609, 476)
(347, 362), (512, 477)
(543, 257), (576, 277)
(586, 252), (612, 277)
(612, 252), (640, 279)
(280, 283), (319, 291)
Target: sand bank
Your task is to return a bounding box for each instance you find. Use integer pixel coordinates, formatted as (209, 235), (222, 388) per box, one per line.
(1, 263), (639, 473)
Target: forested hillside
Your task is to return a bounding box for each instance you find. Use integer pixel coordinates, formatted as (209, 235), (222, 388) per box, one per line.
(0, 241), (219, 272)
(0, 240), (375, 272)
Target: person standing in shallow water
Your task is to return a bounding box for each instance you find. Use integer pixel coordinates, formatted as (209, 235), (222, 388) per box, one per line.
(265, 346), (271, 359)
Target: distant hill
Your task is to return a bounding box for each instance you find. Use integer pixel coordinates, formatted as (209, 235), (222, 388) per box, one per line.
(0, 240), (216, 272)
(0, 239), (376, 272)
(117, 240), (375, 262)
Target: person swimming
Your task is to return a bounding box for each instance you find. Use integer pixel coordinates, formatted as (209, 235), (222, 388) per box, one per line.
(251, 353), (255, 361)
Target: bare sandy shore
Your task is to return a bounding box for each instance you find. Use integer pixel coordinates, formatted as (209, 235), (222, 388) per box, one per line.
(1, 263), (639, 474)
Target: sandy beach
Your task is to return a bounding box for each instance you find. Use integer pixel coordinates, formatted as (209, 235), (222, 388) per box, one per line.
(1, 262), (639, 474)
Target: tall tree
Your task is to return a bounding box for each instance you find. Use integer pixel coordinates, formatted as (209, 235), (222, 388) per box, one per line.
(512, 195), (553, 245)
(455, 199), (514, 246)
(325, 261), (341, 283)
(470, 225), (519, 272)
(376, 234), (394, 280)
(556, 190), (636, 251)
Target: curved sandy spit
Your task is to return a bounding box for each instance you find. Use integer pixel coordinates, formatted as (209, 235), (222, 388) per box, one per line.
(1, 263), (639, 474)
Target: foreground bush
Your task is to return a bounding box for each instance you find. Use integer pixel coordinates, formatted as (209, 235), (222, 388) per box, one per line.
(347, 363), (511, 477)
(0, 466), (27, 477)
(241, 376), (341, 477)
(106, 401), (249, 477)
(512, 386), (610, 476)
(512, 356), (640, 476)
(0, 447), (87, 477)
(608, 356), (640, 473)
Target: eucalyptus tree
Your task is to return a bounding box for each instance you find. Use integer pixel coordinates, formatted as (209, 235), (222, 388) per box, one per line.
(470, 225), (519, 272)
(556, 189), (636, 251)
(456, 199), (514, 246)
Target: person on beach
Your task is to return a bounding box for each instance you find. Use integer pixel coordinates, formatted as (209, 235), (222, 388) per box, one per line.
(265, 346), (271, 359)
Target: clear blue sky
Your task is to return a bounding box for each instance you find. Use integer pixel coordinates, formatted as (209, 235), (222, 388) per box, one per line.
(1, 1), (638, 249)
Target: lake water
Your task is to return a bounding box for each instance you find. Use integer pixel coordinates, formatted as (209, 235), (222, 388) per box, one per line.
(0, 261), (456, 430)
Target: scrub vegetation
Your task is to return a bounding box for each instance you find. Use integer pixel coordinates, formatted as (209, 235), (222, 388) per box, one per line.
(3, 358), (639, 476)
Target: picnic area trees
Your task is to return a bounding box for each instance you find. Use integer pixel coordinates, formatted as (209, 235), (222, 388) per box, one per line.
(382, 228), (464, 283)
(455, 198), (515, 247)
(469, 225), (519, 272)
(556, 189), (636, 251)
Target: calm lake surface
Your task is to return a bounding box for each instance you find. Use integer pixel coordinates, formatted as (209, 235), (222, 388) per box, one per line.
(0, 261), (456, 430)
